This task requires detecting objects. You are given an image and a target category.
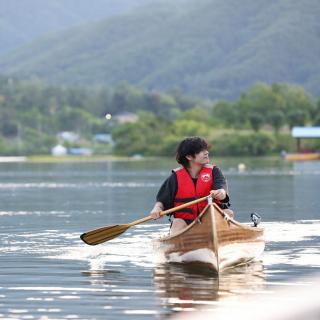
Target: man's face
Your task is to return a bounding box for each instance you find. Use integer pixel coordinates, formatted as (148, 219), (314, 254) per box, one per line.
(187, 149), (210, 166)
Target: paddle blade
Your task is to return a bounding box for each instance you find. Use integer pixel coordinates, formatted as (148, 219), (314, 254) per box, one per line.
(80, 224), (130, 245)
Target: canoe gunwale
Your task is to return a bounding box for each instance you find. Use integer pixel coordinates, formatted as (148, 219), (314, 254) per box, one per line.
(159, 203), (263, 241)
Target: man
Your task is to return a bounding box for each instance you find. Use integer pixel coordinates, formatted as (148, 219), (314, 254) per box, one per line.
(150, 136), (232, 235)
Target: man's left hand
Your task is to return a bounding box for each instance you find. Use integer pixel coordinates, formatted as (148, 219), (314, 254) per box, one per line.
(210, 189), (226, 200)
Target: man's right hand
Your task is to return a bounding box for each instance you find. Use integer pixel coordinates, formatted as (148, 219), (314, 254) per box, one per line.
(150, 201), (164, 220)
(150, 210), (162, 220)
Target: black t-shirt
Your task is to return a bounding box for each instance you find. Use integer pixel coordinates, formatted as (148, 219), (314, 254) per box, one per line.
(156, 166), (230, 210)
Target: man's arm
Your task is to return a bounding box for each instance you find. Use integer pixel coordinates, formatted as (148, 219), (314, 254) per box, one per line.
(150, 173), (177, 219)
(212, 166), (230, 205)
(156, 173), (177, 210)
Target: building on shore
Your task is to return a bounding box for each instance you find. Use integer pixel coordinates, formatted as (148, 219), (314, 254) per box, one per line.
(284, 126), (320, 161)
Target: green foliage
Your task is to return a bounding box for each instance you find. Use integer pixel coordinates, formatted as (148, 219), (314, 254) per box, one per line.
(287, 109), (309, 128)
(112, 112), (172, 156)
(212, 132), (275, 156)
(272, 133), (296, 153)
(22, 128), (56, 155)
(158, 135), (182, 156)
(112, 123), (143, 155)
(212, 82), (317, 133)
(267, 111), (285, 133)
(314, 115), (320, 126)
(313, 99), (320, 125)
(112, 109), (211, 156)
(248, 113), (264, 132)
(181, 106), (209, 123)
(56, 107), (93, 134)
(0, 76), (318, 156)
(212, 101), (240, 128)
(0, 119), (18, 137)
(173, 119), (209, 137)
(0, 77), (200, 155)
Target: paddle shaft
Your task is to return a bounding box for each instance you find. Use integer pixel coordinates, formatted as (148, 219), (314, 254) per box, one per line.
(80, 195), (212, 245)
(128, 195), (211, 227)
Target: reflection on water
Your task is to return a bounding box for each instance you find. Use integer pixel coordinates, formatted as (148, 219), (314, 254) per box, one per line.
(293, 160), (320, 174)
(154, 261), (265, 314)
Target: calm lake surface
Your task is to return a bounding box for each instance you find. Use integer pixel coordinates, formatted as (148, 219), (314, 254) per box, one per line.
(0, 157), (319, 319)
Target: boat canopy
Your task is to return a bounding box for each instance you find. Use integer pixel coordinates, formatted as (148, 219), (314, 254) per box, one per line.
(291, 127), (320, 138)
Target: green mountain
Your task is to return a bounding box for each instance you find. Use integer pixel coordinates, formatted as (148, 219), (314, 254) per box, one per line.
(0, 0), (319, 99)
(0, 0), (153, 55)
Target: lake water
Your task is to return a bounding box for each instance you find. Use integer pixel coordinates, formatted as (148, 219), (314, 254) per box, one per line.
(0, 158), (319, 319)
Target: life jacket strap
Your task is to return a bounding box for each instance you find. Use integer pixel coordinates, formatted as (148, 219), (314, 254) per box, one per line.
(174, 197), (198, 202)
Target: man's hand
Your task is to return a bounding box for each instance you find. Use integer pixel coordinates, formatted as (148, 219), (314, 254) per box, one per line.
(150, 210), (162, 220)
(150, 202), (164, 220)
(210, 189), (226, 201)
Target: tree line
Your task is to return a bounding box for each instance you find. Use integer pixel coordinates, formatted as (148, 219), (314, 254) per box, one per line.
(0, 75), (319, 156)
(108, 82), (320, 156)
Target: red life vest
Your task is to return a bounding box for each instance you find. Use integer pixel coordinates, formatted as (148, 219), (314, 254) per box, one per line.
(173, 164), (214, 220)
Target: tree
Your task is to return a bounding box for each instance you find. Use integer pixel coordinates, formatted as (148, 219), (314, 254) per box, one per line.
(277, 84), (315, 127)
(112, 123), (147, 155)
(268, 110), (285, 133)
(112, 112), (171, 156)
(173, 119), (209, 137)
(211, 101), (239, 127)
(182, 106), (210, 123)
(248, 112), (264, 132)
(312, 98), (320, 125)
(287, 109), (309, 128)
(56, 106), (93, 133)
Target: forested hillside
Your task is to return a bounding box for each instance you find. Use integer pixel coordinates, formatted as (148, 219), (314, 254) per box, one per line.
(0, 0), (154, 55)
(0, 0), (319, 99)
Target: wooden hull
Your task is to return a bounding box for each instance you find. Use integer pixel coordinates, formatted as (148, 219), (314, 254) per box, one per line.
(154, 204), (264, 272)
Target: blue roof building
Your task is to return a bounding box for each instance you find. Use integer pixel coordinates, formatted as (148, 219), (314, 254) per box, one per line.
(292, 127), (320, 139)
(291, 127), (320, 152)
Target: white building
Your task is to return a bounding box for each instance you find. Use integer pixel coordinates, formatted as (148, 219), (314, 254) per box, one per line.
(51, 145), (67, 156)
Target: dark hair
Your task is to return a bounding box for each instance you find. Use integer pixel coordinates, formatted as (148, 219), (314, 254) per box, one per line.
(176, 137), (210, 167)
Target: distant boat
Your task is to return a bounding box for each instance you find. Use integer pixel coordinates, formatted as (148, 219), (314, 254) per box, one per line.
(284, 152), (320, 161)
(285, 127), (320, 161)
(154, 203), (264, 272)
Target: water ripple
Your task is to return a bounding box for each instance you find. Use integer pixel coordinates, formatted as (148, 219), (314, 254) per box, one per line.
(0, 182), (157, 189)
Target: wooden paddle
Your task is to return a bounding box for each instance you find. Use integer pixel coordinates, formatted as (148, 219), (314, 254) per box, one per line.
(80, 195), (211, 245)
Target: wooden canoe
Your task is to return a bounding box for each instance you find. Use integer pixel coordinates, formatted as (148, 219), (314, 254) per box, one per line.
(154, 203), (265, 272)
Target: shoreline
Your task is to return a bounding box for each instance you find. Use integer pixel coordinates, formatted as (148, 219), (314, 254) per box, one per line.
(0, 154), (283, 163)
